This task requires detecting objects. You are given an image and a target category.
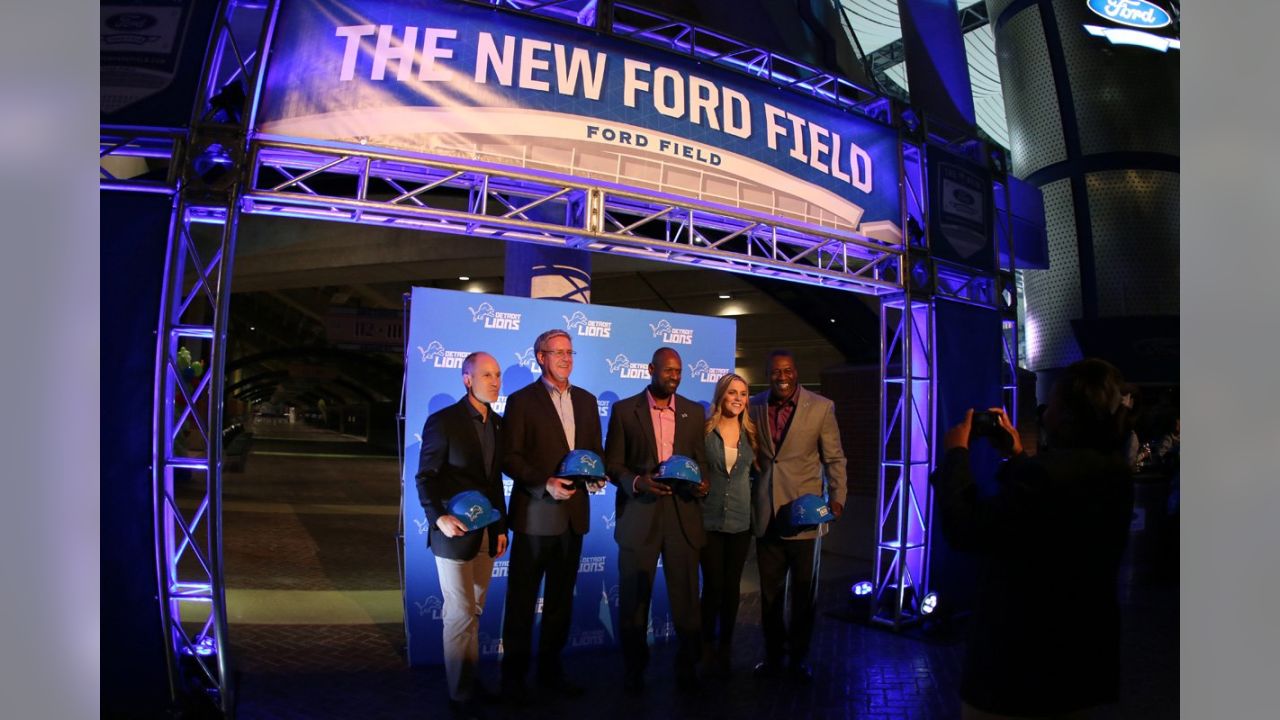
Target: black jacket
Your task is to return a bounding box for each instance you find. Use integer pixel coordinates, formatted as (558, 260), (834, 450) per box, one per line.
(605, 391), (708, 550)
(415, 397), (506, 561)
(932, 446), (1133, 715)
(501, 379), (603, 536)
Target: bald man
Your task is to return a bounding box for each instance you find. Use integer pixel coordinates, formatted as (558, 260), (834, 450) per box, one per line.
(605, 347), (710, 694)
(416, 351), (508, 719)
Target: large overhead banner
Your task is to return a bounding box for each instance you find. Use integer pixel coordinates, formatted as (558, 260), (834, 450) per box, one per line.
(402, 287), (736, 665)
(257, 0), (902, 237)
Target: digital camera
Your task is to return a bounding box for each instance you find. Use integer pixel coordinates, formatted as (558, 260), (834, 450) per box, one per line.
(970, 410), (1014, 454)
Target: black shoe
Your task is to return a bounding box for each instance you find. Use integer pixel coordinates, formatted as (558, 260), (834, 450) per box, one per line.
(715, 647), (733, 677)
(537, 674), (586, 698)
(623, 675), (645, 696)
(788, 661), (813, 684)
(449, 699), (485, 720)
(472, 685), (502, 705)
(500, 680), (532, 704)
(753, 660), (784, 679)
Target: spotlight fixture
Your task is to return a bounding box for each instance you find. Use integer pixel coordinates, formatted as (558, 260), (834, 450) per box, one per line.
(458, 275), (470, 281)
(921, 592), (939, 615)
(718, 293), (731, 299)
(851, 580), (874, 597)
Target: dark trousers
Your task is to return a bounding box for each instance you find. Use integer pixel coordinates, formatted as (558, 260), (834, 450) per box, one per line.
(618, 498), (702, 677)
(699, 529), (752, 649)
(501, 530), (583, 684)
(755, 533), (820, 664)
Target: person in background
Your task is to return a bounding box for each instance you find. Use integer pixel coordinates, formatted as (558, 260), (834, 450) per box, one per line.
(416, 352), (508, 720)
(698, 373), (759, 677)
(932, 358), (1135, 720)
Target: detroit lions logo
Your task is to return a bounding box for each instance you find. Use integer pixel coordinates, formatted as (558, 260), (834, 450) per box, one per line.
(650, 318), (694, 344)
(688, 359), (730, 383)
(414, 596), (444, 618)
(515, 347), (539, 372)
(607, 353), (650, 380)
(468, 302), (496, 322)
(479, 632), (503, 656)
(413, 517), (430, 534)
(579, 455), (600, 472)
(418, 341), (446, 362)
(564, 311), (590, 331)
(602, 511), (616, 530)
(469, 302), (521, 330)
(464, 504), (485, 522)
(606, 354), (632, 373)
(419, 340), (467, 368)
(413, 432), (422, 444)
(564, 310), (612, 337)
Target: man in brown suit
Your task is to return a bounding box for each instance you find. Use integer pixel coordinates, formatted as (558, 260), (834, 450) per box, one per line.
(748, 349), (847, 683)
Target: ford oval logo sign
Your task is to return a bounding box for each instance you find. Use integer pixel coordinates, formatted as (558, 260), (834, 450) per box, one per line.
(1086, 0), (1172, 29)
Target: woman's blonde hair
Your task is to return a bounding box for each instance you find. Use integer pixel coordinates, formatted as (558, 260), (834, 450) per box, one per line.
(705, 373), (759, 460)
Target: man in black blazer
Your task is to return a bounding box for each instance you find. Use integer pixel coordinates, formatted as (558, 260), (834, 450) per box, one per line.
(500, 329), (604, 699)
(605, 347), (709, 694)
(416, 352), (508, 719)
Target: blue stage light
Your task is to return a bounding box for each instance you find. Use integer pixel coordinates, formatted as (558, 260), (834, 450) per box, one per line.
(921, 591), (939, 615)
(852, 580), (874, 597)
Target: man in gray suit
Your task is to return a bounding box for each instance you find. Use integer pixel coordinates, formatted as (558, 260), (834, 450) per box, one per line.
(748, 349), (847, 683)
(605, 347), (709, 694)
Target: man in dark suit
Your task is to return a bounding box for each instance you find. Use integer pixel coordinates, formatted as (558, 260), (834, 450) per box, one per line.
(500, 329), (604, 699)
(605, 347), (710, 694)
(748, 349), (847, 684)
(416, 352), (508, 720)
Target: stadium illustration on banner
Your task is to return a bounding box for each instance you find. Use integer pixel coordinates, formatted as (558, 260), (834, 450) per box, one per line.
(258, 0), (903, 240)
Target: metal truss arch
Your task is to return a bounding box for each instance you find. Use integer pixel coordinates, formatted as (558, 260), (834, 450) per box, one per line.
(99, 0), (1025, 710)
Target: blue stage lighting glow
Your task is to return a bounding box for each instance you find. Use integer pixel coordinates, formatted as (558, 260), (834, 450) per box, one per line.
(852, 580), (874, 597)
(921, 592), (939, 615)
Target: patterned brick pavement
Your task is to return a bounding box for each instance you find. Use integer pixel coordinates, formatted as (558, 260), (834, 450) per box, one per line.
(223, 427), (1176, 720)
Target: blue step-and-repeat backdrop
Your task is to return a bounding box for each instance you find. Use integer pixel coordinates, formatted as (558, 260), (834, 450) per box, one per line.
(403, 287), (736, 665)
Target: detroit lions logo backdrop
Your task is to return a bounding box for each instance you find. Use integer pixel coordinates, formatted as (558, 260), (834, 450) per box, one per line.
(402, 287), (734, 665)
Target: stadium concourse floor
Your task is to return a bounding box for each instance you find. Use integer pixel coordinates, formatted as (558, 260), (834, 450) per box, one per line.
(222, 420), (1177, 720)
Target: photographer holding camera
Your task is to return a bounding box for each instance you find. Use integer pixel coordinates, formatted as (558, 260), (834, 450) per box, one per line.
(933, 359), (1135, 720)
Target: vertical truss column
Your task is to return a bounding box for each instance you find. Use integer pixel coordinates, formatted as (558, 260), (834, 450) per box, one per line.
(872, 129), (936, 629)
(152, 202), (239, 711)
(873, 295), (936, 628)
(151, 0), (276, 714)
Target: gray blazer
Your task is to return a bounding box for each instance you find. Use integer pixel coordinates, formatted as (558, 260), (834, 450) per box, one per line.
(749, 386), (848, 539)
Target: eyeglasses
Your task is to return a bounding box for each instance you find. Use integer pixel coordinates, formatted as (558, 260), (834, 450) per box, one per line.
(540, 349), (577, 358)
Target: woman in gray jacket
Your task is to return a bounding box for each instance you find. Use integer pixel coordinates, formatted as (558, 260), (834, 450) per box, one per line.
(699, 372), (759, 676)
